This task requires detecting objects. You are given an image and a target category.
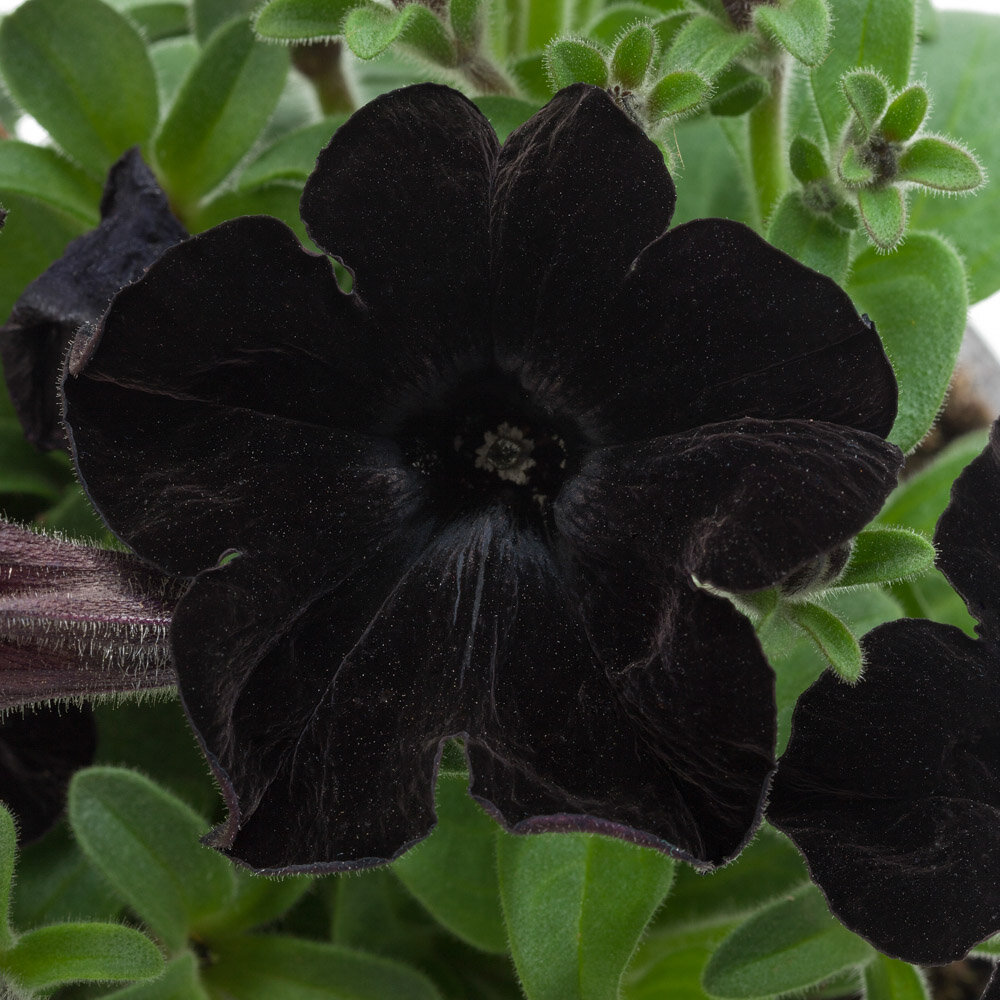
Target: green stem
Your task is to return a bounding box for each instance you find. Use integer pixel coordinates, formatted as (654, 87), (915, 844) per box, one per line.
(747, 56), (788, 230)
(292, 41), (356, 116)
(458, 52), (518, 95)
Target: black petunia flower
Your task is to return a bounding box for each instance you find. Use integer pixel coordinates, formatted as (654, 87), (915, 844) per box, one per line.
(770, 419), (1000, 965)
(0, 148), (186, 451)
(62, 83), (901, 874)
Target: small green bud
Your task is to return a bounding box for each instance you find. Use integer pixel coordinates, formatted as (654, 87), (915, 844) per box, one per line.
(880, 84), (929, 143)
(897, 135), (985, 193)
(841, 69), (889, 138)
(646, 70), (710, 122)
(790, 134), (828, 185)
(610, 23), (656, 90)
(545, 37), (609, 90)
(857, 184), (906, 251)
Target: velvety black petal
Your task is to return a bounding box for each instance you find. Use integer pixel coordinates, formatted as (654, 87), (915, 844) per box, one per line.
(1, 149), (186, 450)
(0, 704), (96, 842)
(555, 418), (901, 594)
(554, 219), (897, 445)
(301, 83), (497, 361)
(490, 85), (675, 428)
(174, 506), (772, 872)
(769, 618), (1000, 965)
(936, 422), (1000, 639)
(63, 215), (422, 577)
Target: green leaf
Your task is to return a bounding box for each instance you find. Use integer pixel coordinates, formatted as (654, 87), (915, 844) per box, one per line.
(647, 70), (710, 121)
(848, 232), (966, 452)
(473, 96), (541, 140)
(0, 0), (158, 178)
(972, 932), (1000, 958)
(0, 922), (163, 991)
(857, 184), (906, 250)
(0, 418), (70, 500)
(451, 0), (485, 47)
(154, 18), (289, 208)
(898, 135), (984, 193)
(767, 190), (850, 283)
(149, 37), (199, 109)
(192, 182), (313, 248)
(100, 951), (210, 1000)
(809, 0), (916, 144)
(0, 804), (14, 951)
(841, 69), (889, 136)
(343, 2), (456, 65)
(665, 13), (752, 78)
(498, 832), (674, 1000)
(754, 0), (831, 67)
(625, 924), (734, 1000)
(584, 4), (665, 45)
(107, 1), (190, 42)
(838, 143), (875, 186)
(910, 12), (1000, 300)
(709, 64), (768, 117)
(864, 955), (929, 1000)
(0, 142), (100, 225)
(834, 526), (935, 588)
(545, 38), (609, 89)
(192, 0), (259, 43)
(393, 772), (505, 954)
(204, 935), (444, 1000)
(254, 0), (359, 41)
(880, 84), (928, 142)
(879, 428), (990, 535)
(198, 872), (313, 937)
(611, 23), (656, 89)
(789, 135), (828, 184)
(702, 886), (875, 998)
(786, 601), (863, 682)
(238, 118), (345, 191)
(68, 767), (237, 952)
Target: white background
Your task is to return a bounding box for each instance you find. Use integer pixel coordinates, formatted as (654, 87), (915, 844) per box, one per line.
(1, 0), (1000, 346)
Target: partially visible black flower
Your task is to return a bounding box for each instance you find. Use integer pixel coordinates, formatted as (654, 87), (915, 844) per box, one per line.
(770, 419), (1000, 965)
(0, 703), (96, 843)
(62, 83), (900, 873)
(0, 148), (186, 451)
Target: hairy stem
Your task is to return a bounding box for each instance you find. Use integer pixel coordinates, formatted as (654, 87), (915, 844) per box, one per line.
(748, 56), (788, 229)
(292, 41), (356, 116)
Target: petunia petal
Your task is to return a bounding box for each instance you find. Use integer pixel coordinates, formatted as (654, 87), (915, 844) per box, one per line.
(301, 83), (497, 360)
(554, 218), (897, 445)
(768, 618), (1000, 965)
(0, 704), (96, 843)
(555, 417), (901, 594)
(0, 149), (186, 450)
(490, 85), (675, 408)
(63, 216), (426, 577)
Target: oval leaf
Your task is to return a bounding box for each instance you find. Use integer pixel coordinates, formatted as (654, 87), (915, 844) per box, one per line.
(647, 70), (709, 121)
(666, 13), (751, 78)
(254, 0), (357, 40)
(787, 601), (863, 683)
(864, 955), (930, 1000)
(0, 922), (163, 991)
(857, 184), (906, 250)
(498, 832), (674, 1000)
(898, 136), (984, 193)
(847, 232), (967, 452)
(768, 190), (851, 283)
(0, 0), (158, 178)
(68, 767), (236, 952)
(611, 23), (656, 89)
(546, 38), (609, 89)
(841, 69), (889, 136)
(343, 3), (455, 65)
(0, 142), (100, 225)
(702, 886), (874, 999)
(154, 18), (289, 207)
(834, 527), (935, 588)
(880, 85), (929, 143)
(754, 0), (831, 67)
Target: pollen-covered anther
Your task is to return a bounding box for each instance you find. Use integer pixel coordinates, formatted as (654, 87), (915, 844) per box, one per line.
(474, 422), (536, 485)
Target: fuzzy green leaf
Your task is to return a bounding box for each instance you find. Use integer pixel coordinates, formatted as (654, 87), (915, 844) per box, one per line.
(754, 0), (831, 67)
(786, 601), (863, 682)
(546, 38), (609, 89)
(810, 0), (916, 144)
(0, 923), (163, 991)
(864, 956), (930, 1000)
(834, 527), (935, 588)
(898, 135), (984, 193)
(584, 3), (665, 44)
(450, 0), (484, 47)
(0, 0), (158, 178)
(857, 184), (906, 249)
(841, 69), (889, 136)
(68, 768), (237, 952)
(910, 12), (1000, 300)
(880, 84), (929, 142)
(0, 141), (100, 225)
(611, 23), (656, 88)
(192, 0), (259, 43)
(768, 190), (851, 283)
(238, 118), (346, 191)
(709, 64), (767, 116)
(665, 13), (751, 78)
(343, 3), (456, 65)
(647, 70), (709, 120)
(254, 0), (356, 40)
(0, 805), (14, 952)
(204, 935), (444, 1000)
(99, 952), (210, 1000)
(702, 886), (874, 998)
(789, 135), (828, 184)
(838, 143), (875, 186)
(393, 773), (505, 954)
(498, 832), (674, 1000)
(848, 232), (966, 452)
(155, 18), (288, 207)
